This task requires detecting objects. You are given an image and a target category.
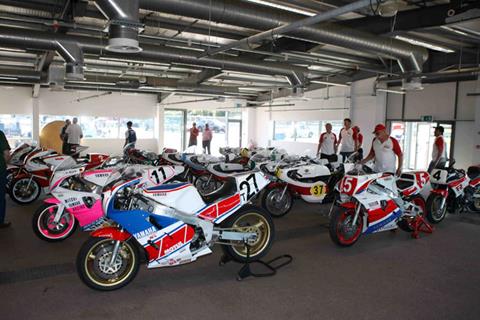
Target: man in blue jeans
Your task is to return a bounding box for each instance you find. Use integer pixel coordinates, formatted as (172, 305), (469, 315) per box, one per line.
(0, 129), (11, 228)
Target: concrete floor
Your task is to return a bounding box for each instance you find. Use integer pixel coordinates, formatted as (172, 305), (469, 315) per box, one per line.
(1, 197), (480, 320)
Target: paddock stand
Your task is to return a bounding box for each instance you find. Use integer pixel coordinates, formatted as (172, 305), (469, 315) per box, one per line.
(219, 244), (293, 281)
(410, 215), (434, 239)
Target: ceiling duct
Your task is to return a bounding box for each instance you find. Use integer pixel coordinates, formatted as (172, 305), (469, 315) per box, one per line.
(139, 0), (428, 73)
(94, 0), (143, 53)
(0, 26), (307, 88)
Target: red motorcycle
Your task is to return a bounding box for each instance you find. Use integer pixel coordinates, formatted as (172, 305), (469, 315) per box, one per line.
(9, 146), (109, 205)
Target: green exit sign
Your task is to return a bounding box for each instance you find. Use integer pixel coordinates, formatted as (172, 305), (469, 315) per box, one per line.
(420, 115), (433, 122)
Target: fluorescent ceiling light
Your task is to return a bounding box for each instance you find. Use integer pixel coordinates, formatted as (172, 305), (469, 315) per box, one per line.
(394, 35), (454, 53)
(245, 0), (315, 16)
(0, 76), (18, 81)
(376, 88), (405, 95)
(0, 47), (25, 53)
(440, 26), (468, 36)
(310, 80), (350, 87)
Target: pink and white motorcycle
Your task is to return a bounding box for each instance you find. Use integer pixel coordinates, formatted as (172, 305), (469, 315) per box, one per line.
(32, 158), (184, 242)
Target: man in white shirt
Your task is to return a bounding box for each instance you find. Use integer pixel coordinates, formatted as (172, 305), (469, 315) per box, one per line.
(361, 124), (403, 176)
(65, 117), (83, 156)
(336, 118), (355, 162)
(317, 123), (338, 162)
(428, 126), (447, 173)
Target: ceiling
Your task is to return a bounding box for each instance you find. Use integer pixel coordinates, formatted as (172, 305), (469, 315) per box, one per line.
(0, 0), (478, 101)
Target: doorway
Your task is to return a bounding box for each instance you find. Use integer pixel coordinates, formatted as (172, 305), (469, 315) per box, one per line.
(164, 109), (186, 151)
(227, 120), (242, 148)
(389, 121), (453, 170)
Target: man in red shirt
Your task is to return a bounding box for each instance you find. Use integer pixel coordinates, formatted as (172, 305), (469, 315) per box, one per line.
(361, 124), (403, 176)
(428, 126), (447, 173)
(353, 126), (363, 158)
(188, 122), (199, 147)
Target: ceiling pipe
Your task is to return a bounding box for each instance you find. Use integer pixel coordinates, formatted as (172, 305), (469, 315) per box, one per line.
(200, 0), (376, 58)
(139, 0), (428, 74)
(0, 29), (84, 80)
(93, 0), (143, 53)
(0, 67), (45, 83)
(0, 26), (308, 87)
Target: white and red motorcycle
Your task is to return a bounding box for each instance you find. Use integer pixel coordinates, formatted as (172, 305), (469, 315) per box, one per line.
(330, 166), (433, 247)
(426, 162), (480, 223)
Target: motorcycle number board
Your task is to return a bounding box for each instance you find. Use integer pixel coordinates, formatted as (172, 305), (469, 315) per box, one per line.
(310, 184), (327, 197)
(431, 169), (448, 184)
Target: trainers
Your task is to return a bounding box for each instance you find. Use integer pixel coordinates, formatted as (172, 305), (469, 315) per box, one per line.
(0, 222), (11, 229)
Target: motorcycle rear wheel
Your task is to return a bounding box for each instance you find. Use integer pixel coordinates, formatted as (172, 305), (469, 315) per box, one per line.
(10, 177), (41, 205)
(76, 237), (139, 291)
(194, 174), (224, 196)
(261, 187), (293, 218)
(426, 193), (448, 224)
(220, 205), (275, 263)
(33, 203), (77, 242)
(329, 208), (363, 247)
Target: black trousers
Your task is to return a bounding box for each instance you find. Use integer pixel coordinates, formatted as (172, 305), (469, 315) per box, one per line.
(202, 140), (211, 154)
(340, 151), (354, 163)
(0, 172), (6, 223)
(320, 153), (338, 163)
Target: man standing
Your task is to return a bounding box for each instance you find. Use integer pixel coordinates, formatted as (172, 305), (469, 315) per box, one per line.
(317, 123), (338, 162)
(188, 122), (199, 147)
(60, 119), (71, 155)
(124, 121), (137, 148)
(0, 129), (11, 228)
(202, 123), (213, 155)
(353, 126), (364, 158)
(361, 124), (403, 176)
(428, 126), (447, 172)
(337, 118), (356, 162)
(65, 117), (83, 156)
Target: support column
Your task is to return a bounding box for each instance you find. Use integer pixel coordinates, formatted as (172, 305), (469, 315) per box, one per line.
(32, 97), (40, 144)
(156, 103), (164, 153)
(474, 78), (480, 163)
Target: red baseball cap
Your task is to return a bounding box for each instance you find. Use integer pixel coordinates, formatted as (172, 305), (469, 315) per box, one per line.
(373, 124), (386, 133)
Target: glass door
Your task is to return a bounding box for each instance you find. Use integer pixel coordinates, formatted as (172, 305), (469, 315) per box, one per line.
(389, 121), (453, 170)
(227, 120), (242, 148)
(164, 109), (186, 151)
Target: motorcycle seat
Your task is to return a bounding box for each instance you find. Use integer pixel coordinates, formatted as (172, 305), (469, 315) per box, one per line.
(396, 179), (413, 190)
(287, 170), (329, 184)
(467, 166), (480, 180)
(213, 163), (248, 173)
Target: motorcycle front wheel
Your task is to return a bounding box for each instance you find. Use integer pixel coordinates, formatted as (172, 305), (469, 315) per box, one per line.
(76, 237), (140, 291)
(470, 187), (480, 212)
(261, 187), (293, 218)
(10, 177), (41, 205)
(194, 174), (224, 196)
(32, 203), (77, 242)
(220, 205), (275, 263)
(426, 193), (448, 223)
(329, 208), (363, 247)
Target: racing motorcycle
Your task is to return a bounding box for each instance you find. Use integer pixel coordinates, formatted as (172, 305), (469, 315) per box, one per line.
(76, 166), (274, 291)
(330, 166), (433, 247)
(9, 146), (109, 205)
(33, 159), (184, 242)
(426, 161), (480, 223)
(6, 143), (42, 189)
(261, 154), (347, 218)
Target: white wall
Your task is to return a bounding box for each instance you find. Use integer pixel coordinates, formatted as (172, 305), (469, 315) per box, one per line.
(254, 86), (351, 156)
(386, 80), (480, 168)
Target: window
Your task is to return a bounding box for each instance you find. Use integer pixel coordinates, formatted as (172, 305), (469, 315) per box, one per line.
(39, 115), (154, 139)
(0, 114), (33, 147)
(273, 120), (343, 142)
(164, 110), (185, 151)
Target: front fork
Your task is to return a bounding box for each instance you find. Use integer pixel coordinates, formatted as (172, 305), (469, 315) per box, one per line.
(53, 203), (66, 224)
(109, 240), (121, 266)
(351, 204), (362, 226)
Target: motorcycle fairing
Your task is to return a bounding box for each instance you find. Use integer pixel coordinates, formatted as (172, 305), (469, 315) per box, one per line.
(356, 193), (401, 234)
(470, 177), (480, 188)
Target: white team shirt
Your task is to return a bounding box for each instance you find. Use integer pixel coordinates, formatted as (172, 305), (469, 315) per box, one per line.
(371, 137), (402, 173)
(432, 135), (447, 161)
(65, 123), (83, 145)
(339, 128), (355, 152)
(319, 132), (337, 155)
